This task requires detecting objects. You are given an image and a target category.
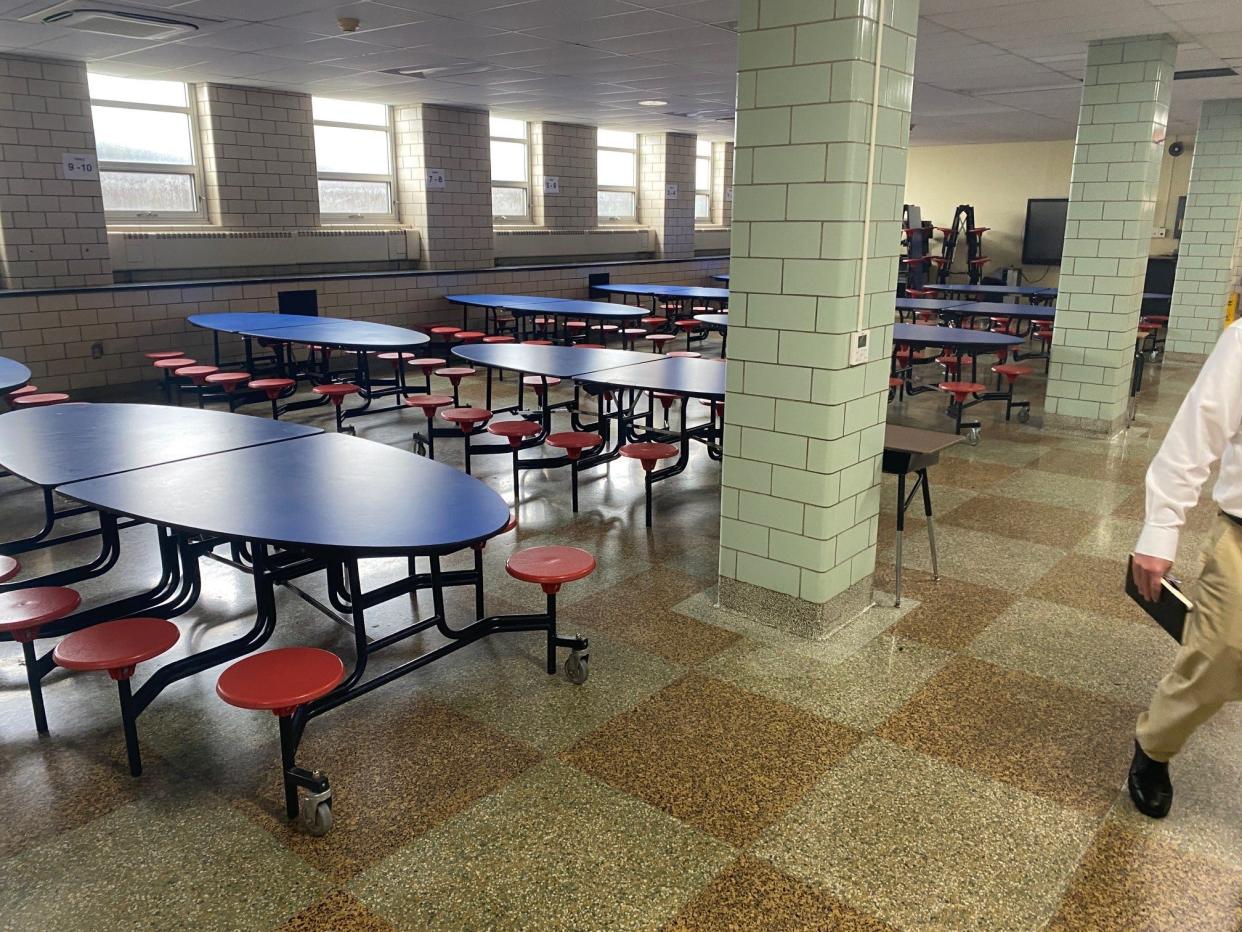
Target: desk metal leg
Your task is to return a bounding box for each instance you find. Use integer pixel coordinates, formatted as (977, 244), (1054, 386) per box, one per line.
(895, 472), (905, 607)
(921, 468), (940, 581)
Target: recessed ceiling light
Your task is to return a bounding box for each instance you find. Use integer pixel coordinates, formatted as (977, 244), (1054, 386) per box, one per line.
(638, 99), (668, 107)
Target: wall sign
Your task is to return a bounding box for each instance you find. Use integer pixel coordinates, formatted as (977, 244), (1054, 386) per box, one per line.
(543, 176), (560, 194)
(62, 153), (97, 179)
(426, 168), (446, 190)
(724, 186), (733, 203)
(665, 182), (679, 200)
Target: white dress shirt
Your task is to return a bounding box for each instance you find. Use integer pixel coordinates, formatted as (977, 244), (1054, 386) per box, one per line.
(1137, 319), (1242, 563)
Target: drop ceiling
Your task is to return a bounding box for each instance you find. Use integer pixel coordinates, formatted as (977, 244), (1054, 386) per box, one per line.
(1, 0), (1241, 144)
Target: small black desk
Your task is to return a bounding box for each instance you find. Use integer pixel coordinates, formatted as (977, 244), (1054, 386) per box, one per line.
(883, 425), (961, 606)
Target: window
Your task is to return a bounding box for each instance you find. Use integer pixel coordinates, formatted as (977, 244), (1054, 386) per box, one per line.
(312, 97), (395, 221)
(597, 129), (637, 223)
(695, 139), (713, 223)
(88, 73), (204, 221)
(490, 116), (529, 223)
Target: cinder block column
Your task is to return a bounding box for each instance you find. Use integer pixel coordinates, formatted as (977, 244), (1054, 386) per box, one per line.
(531, 121), (597, 229)
(394, 104), (493, 270)
(718, 0), (918, 635)
(1044, 35), (1176, 435)
(711, 141), (734, 227)
(1166, 99), (1242, 358)
(196, 84), (319, 229)
(638, 132), (696, 258)
(0, 54), (111, 289)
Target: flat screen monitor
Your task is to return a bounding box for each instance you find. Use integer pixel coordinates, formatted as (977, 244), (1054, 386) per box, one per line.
(1022, 198), (1068, 266)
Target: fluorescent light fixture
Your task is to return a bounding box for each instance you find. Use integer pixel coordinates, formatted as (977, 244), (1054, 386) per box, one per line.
(1174, 67), (1238, 80)
(638, 99), (668, 107)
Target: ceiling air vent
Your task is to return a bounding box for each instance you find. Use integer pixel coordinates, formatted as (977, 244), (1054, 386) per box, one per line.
(381, 63), (494, 80)
(22, 2), (202, 40)
(1174, 67), (1238, 80)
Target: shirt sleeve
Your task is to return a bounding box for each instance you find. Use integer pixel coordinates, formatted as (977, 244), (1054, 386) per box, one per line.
(1136, 322), (1242, 562)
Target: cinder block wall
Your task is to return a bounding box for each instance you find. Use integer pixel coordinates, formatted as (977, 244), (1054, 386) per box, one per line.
(196, 84), (319, 229)
(0, 54), (111, 290)
(531, 121), (597, 229)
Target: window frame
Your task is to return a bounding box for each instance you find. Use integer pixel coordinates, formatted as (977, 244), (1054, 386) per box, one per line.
(489, 115), (531, 225)
(312, 98), (398, 224)
(597, 129), (638, 225)
(695, 139), (713, 225)
(89, 73), (206, 224)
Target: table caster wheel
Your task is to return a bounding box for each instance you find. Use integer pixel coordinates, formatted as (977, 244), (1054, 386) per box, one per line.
(301, 796), (332, 837)
(1149, 350), (1161, 363)
(1017, 408), (1030, 424)
(966, 427), (981, 446)
(565, 650), (589, 685)
(341, 426), (356, 436)
(412, 434), (428, 457)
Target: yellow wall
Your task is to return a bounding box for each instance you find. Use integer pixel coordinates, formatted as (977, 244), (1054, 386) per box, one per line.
(905, 137), (1193, 286)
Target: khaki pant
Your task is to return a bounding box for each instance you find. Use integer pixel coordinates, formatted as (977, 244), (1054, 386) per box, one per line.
(1137, 513), (1242, 762)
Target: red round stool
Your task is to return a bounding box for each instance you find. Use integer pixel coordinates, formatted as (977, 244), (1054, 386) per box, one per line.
(312, 382), (361, 432)
(651, 390), (680, 427)
(488, 420), (541, 502)
(546, 431), (603, 512)
(483, 335), (515, 344)
(144, 350), (183, 361)
(646, 334), (676, 353)
(523, 339), (554, 347)
(620, 442), (680, 527)
(152, 354), (193, 395)
(441, 406), (493, 473)
(217, 647), (344, 835)
(204, 371), (251, 401)
(429, 325), (462, 343)
(248, 377), (296, 419)
(408, 356), (447, 391)
(456, 331), (486, 344)
(504, 546), (594, 682)
(11, 392), (71, 408)
(434, 366), (477, 405)
(0, 554), (19, 584)
(667, 351), (701, 359)
(1, 586), (80, 734)
(620, 327), (647, 349)
(376, 351), (416, 369)
(991, 363), (1033, 423)
(532, 316), (555, 332)
(936, 354), (960, 378)
(673, 319), (699, 350)
(405, 393), (453, 459)
(888, 376), (903, 401)
(7, 385), (39, 407)
(938, 381), (986, 439)
(565, 320), (588, 332)
(53, 617), (179, 776)
(522, 375), (561, 408)
(173, 364), (219, 408)
(990, 316), (1012, 333)
(641, 316), (666, 328)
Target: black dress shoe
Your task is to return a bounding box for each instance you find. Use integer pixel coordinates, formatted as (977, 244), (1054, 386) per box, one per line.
(1128, 740), (1173, 818)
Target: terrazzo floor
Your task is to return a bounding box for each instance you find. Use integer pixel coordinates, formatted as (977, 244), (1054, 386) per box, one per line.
(3, 328), (1240, 931)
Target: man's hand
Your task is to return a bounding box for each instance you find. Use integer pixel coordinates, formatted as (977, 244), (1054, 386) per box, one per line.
(1132, 552), (1174, 602)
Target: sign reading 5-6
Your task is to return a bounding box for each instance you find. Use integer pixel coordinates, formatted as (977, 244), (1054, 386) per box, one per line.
(62, 154), (98, 179)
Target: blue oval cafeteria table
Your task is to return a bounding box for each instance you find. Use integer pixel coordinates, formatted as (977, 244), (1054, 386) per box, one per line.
(591, 283), (729, 312)
(445, 293), (647, 343)
(188, 311), (431, 422)
(0, 355), (31, 395)
(5, 403), (591, 832)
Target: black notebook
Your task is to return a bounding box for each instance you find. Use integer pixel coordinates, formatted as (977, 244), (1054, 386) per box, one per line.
(1126, 554), (1193, 643)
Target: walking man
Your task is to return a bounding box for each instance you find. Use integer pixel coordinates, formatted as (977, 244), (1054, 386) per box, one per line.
(1130, 319), (1242, 818)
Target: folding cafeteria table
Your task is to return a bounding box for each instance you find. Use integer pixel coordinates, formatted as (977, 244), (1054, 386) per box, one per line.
(188, 312), (431, 421)
(8, 406), (589, 831)
(591, 283), (729, 313)
(895, 297), (970, 322)
(444, 294), (647, 343)
(0, 403), (319, 578)
(922, 283), (1056, 303)
(0, 356), (31, 394)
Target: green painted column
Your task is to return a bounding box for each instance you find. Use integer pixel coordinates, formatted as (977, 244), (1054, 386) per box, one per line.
(718, 0), (918, 635)
(1043, 35), (1176, 435)
(1166, 99), (1242, 358)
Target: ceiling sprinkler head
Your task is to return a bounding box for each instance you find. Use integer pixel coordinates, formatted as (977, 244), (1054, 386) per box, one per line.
(338, 16), (360, 32)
